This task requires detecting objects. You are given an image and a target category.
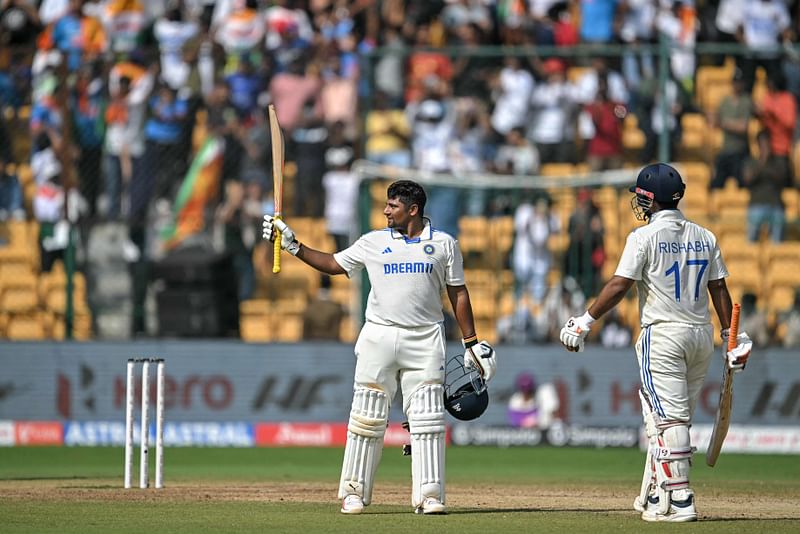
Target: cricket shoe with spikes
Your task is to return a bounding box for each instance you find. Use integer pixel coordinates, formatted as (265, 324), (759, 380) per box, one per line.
(640, 491), (697, 522)
(414, 497), (447, 515)
(340, 494), (365, 515)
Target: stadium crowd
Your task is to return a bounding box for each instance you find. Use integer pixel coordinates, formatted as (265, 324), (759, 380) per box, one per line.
(0, 0), (799, 345)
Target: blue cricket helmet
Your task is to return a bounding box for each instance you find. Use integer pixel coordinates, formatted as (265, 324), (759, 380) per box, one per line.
(443, 353), (489, 421)
(630, 163), (686, 220)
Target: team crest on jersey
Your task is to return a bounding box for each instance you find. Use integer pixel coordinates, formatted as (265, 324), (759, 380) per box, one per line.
(423, 244), (435, 255)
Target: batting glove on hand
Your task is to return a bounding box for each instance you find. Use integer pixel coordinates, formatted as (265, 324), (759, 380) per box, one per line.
(560, 316), (592, 352)
(725, 332), (752, 372)
(463, 340), (496, 383)
(262, 215), (300, 256)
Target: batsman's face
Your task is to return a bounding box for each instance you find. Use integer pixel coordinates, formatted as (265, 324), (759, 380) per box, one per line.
(384, 197), (415, 229)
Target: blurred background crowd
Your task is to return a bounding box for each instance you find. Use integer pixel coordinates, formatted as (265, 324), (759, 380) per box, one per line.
(0, 0), (799, 347)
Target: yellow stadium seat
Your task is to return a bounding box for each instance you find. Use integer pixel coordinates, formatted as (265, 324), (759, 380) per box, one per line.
(240, 298), (270, 316)
(540, 163), (576, 177)
(783, 188), (799, 219)
(273, 313), (303, 342)
(489, 217), (514, 255)
(458, 217), (490, 254)
(680, 113), (708, 152)
(718, 236), (761, 264)
(765, 242), (800, 263)
(0, 286), (39, 313)
(767, 285), (797, 314)
(339, 315), (355, 343)
(676, 162), (711, 189)
(240, 315), (272, 342)
(6, 314), (46, 340)
(726, 258), (763, 295)
(766, 259), (800, 289)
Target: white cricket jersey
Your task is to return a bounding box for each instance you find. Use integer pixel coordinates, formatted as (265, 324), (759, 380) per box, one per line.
(333, 220), (465, 328)
(615, 210), (728, 327)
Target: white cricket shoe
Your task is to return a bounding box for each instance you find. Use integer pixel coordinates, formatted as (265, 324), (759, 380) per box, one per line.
(641, 492), (697, 522)
(415, 497), (447, 515)
(340, 494), (364, 515)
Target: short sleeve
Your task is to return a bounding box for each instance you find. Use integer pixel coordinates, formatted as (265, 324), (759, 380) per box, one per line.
(333, 235), (367, 278)
(614, 231), (646, 280)
(707, 239), (729, 281)
(446, 239), (466, 286)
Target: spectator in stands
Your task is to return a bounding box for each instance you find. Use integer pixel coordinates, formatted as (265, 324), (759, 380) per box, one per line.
(269, 57), (322, 133)
(619, 0), (656, 92)
(579, 0), (621, 45)
(71, 63), (105, 219)
(302, 274), (345, 341)
(0, 114), (24, 221)
(529, 58), (578, 164)
(0, 161), (24, 222)
(535, 275), (586, 342)
(319, 53), (357, 133)
(743, 130), (788, 242)
(583, 74), (626, 171)
(600, 308), (632, 348)
(405, 23), (453, 103)
(755, 72), (796, 185)
(489, 56), (534, 139)
(225, 54), (263, 119)
(507, 372), (560, 429)
(737, 0), (792, 92)
(153, 0), (200, 92)
(372, 26), (405, 103)
(103, 66), (151, 221)
(40, 0), (107, 72)
(409, 92), (460, 237)
(0, 0), (40, 115)
(564, 187), (604, 298)
(709, 68), (752, 189)
(450, 22), (493, 102)
(322, 123), (358, 251)
(364, 90), (411, 168)
(100, 0), (149, 54)
(495, 126), (540, 176)
(575, 57), (630, 107)
(141, 83), (191, 205)
(638, 72), (684, 163)
(213, 0), (264, 65)
(215, 176), (261, 302)
(512, 193), (559, 304)
(779, 289), (800, 348)
(740, 292), (771, 347)
(656, 0), (698, 94)
(291, 95), (328, 217)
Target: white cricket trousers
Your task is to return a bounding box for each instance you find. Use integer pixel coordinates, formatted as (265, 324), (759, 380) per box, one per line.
(636, 322), (714, 423)
(353, 321), (446, 410)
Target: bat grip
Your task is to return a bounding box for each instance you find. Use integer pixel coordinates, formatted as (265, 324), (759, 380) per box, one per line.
(272, 216), (282, 274)
(727, 303), (741, 352)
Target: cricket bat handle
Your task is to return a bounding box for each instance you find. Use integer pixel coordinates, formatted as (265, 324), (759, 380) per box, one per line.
(272, 215), (282, 273)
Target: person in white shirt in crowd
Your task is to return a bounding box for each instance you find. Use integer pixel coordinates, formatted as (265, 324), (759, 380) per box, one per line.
(737, 0), (792, 92)
(506, 372), (561, 429)
(494, 126), (541, 176)
(528, 58), (579, 164)
(407, 86), (460, 237)
(618, 0), (656, 92)
(262, 180), (496, 516)
(322, 137), (359, 252)
(512, 193), (559, 304)
(656, 1), (698, 94)
(153, 1), (200, 91)
(489, 56), (534, 139)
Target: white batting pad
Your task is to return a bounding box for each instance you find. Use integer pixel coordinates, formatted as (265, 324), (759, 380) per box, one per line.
(407, 383), (446, 507)
(338, 387), (389, 505)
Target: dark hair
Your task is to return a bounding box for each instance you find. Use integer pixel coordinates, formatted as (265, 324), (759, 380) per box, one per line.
(387, 180), (426, 216)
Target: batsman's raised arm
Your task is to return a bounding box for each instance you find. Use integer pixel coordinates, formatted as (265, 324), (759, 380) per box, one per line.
(262, 215), (345, 275)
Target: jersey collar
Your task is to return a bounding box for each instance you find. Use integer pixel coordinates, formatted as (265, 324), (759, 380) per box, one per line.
(648, 209), (684, 223)
(390, 217), (434, 243)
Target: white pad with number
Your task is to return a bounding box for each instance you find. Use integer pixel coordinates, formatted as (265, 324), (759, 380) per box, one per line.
(407, 383), (446, 507)
(338, 387), (389, 505)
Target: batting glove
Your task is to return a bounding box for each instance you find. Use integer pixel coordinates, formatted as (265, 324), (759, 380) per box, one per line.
(463, 339), (497, 383)
(559, 313), (594, 353)
(262, 215), (300, 256)
(725, 332), (752, 372)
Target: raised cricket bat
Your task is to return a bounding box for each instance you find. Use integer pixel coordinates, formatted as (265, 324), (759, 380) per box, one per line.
(268, 104), (284, 274)
(706, 302), (741, 467)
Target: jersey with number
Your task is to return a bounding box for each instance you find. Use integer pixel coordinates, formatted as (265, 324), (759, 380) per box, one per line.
(615, 210), (728, 326)
(333, 220), (465, 328)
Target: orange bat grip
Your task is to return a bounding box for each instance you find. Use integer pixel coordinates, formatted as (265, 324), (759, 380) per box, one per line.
(727, 303), (741, 352)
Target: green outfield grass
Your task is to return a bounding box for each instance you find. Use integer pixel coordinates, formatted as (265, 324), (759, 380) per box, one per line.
(1, 447), (799, 533)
